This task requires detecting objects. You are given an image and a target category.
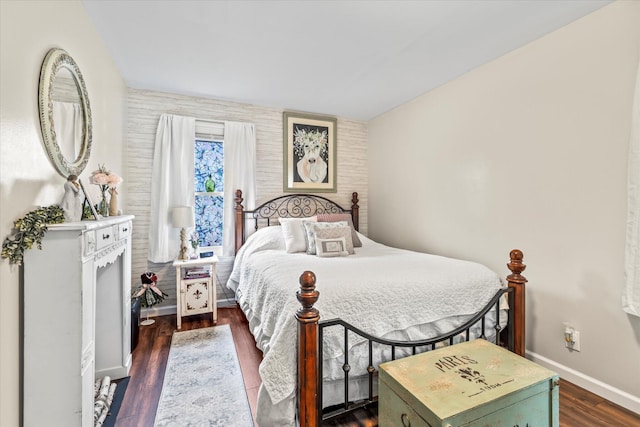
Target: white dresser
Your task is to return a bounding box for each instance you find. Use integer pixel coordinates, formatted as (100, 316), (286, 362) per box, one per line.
(23, 215), (134, 427)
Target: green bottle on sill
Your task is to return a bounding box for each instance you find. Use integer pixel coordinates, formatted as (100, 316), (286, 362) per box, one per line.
(205, 175), (215, 192)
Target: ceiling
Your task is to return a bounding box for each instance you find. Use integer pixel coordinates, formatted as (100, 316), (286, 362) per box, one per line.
(82, 0), (611, 121)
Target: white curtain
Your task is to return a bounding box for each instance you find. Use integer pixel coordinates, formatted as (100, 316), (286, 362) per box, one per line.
(53, 101), (83, 160)
(624, 57), (640, 317)
(223, 121), (256, 256)
(148, 114), (196, 263)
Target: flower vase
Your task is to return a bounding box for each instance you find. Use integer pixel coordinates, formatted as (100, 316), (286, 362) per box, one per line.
(98, 190), (109, 217)
(190, 245), (199, 259)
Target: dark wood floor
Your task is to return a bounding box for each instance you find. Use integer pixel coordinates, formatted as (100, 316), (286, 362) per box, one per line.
(116, 308), (640, 427)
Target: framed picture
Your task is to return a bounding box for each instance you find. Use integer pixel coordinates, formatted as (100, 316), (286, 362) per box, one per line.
(283, 111), (337, 192)
(79, 179), (100, 220)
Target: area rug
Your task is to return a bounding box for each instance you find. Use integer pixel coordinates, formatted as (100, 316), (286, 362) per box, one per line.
(154, 325), (254, 426)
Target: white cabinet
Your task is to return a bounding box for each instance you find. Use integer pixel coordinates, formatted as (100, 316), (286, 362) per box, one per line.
(23, 215), (134, 427)
(172, 255), (218, 329)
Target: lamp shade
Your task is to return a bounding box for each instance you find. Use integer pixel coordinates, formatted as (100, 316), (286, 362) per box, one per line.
(172, 206), (194, 228)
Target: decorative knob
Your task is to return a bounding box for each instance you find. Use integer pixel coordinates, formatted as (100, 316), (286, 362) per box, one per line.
(102, 234), (110, 239)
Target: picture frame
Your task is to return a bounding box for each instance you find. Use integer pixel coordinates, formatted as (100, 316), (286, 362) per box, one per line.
(79, 179), (100, 220)
(283, 111), (337, 192)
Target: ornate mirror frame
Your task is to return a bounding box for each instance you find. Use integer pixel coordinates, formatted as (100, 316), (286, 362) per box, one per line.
(38, 48), (92, 177)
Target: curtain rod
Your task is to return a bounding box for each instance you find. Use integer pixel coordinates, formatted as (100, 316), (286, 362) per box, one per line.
(196, 118), (224, 125)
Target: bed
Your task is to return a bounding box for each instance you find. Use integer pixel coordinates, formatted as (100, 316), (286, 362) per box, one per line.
(229, 190), (526, 427)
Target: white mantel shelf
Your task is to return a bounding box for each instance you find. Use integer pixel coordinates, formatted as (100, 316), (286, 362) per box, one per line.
(23, 215), (134, 427)
(46, 214), (135, 231)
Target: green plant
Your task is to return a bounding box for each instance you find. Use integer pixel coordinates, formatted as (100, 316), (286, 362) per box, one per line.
(1, 205), (65, 265)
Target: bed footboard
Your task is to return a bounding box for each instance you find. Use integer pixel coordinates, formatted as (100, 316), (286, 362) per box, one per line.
(296, 271), (321, 426)
(507, 249), (527, 356)
(295, 249), (527, 427)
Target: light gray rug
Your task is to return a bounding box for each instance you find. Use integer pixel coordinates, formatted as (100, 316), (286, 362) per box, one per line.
(154, 325), (254, 427)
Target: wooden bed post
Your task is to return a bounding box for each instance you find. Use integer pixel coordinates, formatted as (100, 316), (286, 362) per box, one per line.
(507, 249), (527, 357)
(234, 189), (244, 254)
(296, 271), (320, 427)
(351, 192), (359, 232)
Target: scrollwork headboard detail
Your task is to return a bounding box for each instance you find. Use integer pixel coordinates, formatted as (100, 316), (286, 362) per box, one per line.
(234, 189), (359, 253)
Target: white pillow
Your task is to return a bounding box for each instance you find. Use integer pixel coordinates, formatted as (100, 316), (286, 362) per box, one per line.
(316, 237), (349, 257)
(303, 220), (348, 255)
(316, 213), (362, 247)
(279, 217), (317, 253)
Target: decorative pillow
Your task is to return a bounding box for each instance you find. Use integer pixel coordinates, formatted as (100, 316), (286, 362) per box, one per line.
(316, 213), (362, 247)
(279, 216), (317, 253)
(315, 237), (349, 257)
(303, 221), (353, 255)
(314, 226), (355, 255)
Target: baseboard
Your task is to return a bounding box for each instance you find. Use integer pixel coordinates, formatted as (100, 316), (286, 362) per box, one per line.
(217, 298), (237, 307)
(140, 299), (237, 319)
(527, 350), (640, 414)
(140, 305), (175, 318)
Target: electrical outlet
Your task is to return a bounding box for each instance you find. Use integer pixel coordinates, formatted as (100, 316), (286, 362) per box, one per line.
(571, 330), (581, 352)
(564, 325), (581, 352)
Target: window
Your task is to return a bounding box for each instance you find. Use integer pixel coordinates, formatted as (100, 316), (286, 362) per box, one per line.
(194, 138), (224, 252)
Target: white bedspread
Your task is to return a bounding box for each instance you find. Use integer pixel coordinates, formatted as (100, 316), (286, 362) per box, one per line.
(227, 226), (504, 426)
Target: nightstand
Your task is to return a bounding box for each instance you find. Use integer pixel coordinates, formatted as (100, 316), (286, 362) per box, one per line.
(172, 255), (219, 329)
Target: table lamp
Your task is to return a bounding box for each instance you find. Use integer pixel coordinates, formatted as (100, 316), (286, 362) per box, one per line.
(172, 206), (194, 260)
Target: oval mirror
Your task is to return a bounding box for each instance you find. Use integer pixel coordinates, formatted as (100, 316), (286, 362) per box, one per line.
(38, 48), (92, 177)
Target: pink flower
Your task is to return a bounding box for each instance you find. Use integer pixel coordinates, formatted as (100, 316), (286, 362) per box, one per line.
(89, 165), (123, 189)
(89, 172), (110, 186)
(107, 172), (123, 187)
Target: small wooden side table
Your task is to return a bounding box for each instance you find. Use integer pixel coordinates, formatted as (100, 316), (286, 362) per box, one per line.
(172, 255), (219, 329)
(379, 339), (559, 427)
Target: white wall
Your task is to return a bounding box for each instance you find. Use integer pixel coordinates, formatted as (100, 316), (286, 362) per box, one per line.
(368, 1), (640, 412)
(126, 88), (368, 309)
(0, 1), (126, 425)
